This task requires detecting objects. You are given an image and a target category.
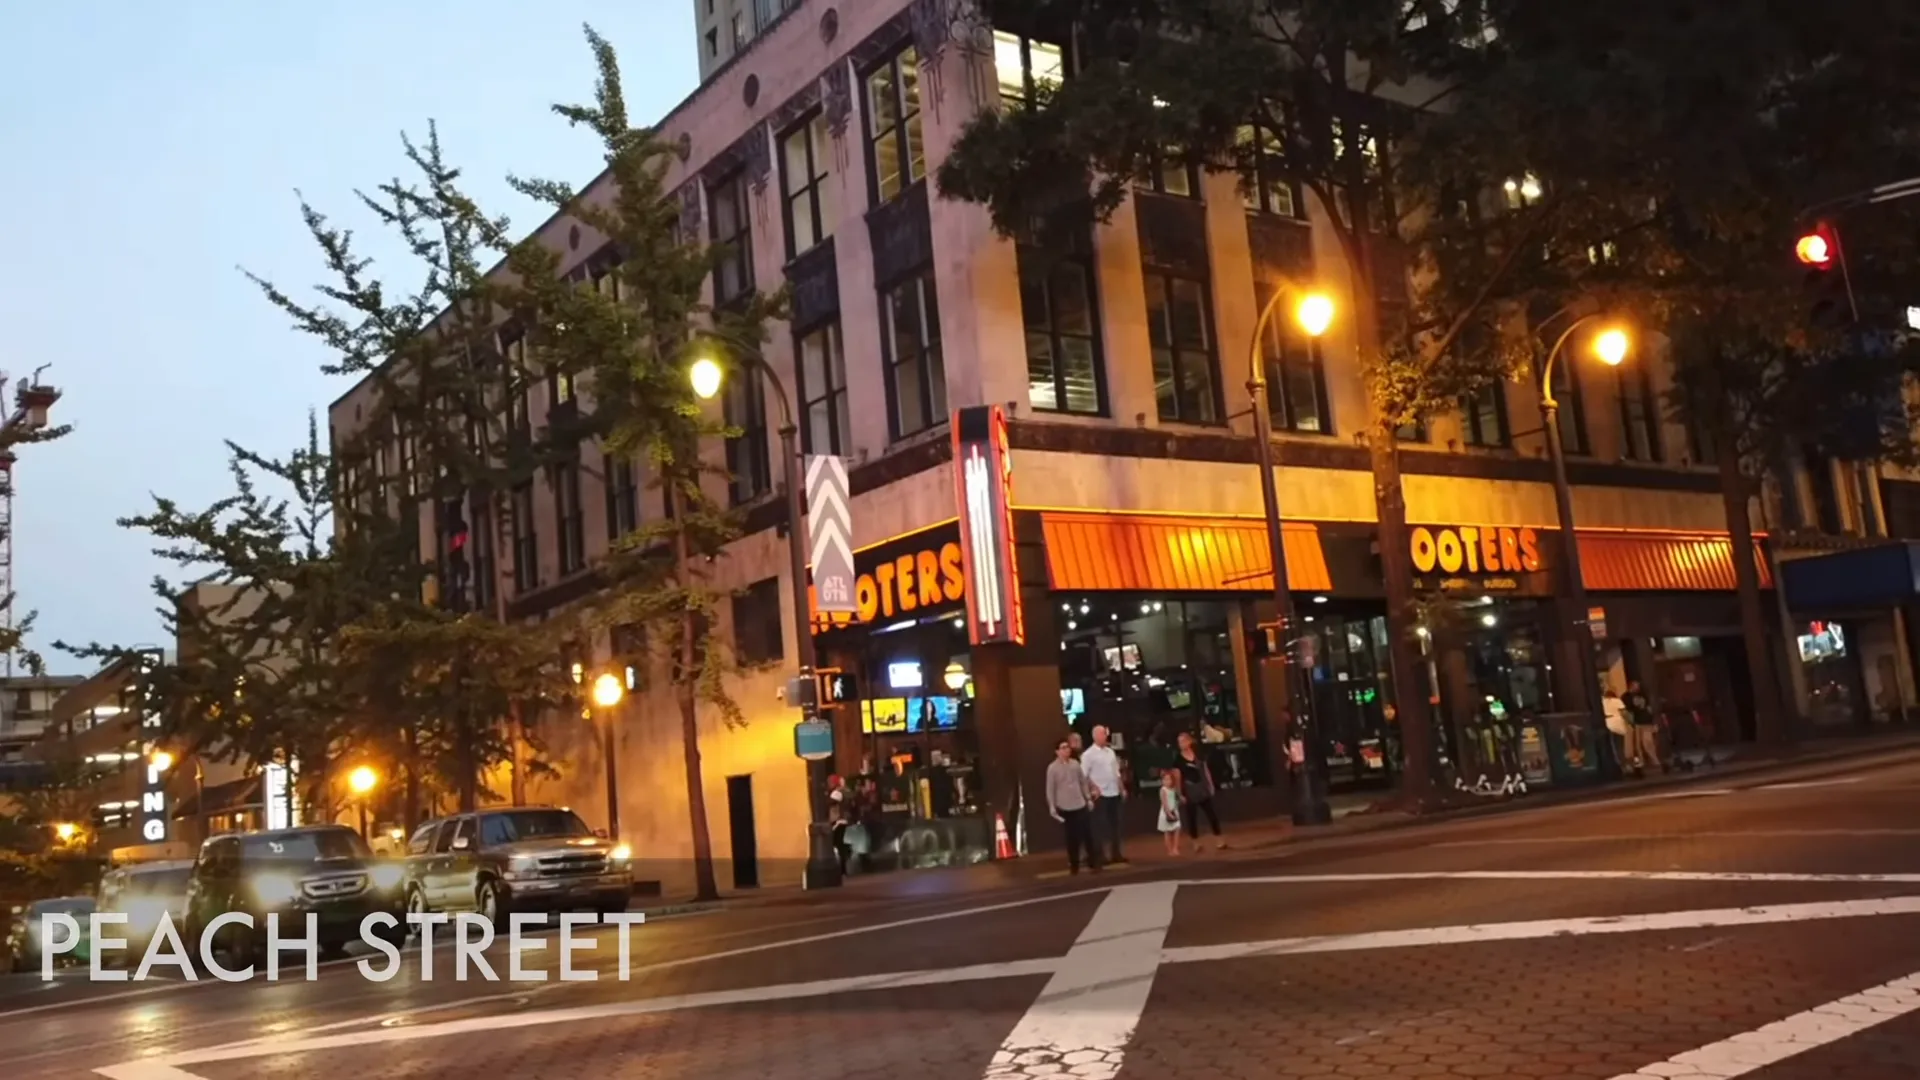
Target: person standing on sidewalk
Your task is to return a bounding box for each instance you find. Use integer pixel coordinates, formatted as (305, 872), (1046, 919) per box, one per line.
(1175, 731), (1226, 850)
(1627, 680), (1666, 775)
(1603, 686), (1635, 774)
(1157, 769), (1184, 856)
(1046, 738), (1102, 875)
(1080, 725), (1127, 865)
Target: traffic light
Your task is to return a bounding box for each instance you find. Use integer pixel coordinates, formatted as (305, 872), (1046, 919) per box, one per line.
(1795, 221), (1857, 329)
(440, 497), (471, 610)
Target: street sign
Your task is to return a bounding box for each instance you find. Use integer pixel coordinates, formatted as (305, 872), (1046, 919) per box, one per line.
(1588, 605), (1608, 640)
(805, 455), (856, 614)
(793, 719), (835, 761)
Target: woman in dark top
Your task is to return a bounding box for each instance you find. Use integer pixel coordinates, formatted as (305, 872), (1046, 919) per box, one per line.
(1175, 731), (1225, 849)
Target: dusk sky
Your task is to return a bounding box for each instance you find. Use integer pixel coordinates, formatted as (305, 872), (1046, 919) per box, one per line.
(0, 4), (696, 669)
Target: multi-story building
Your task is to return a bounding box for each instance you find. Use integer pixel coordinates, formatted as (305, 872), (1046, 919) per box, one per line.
(332, 2), (1920, 892)
(0, 674), (84, 763)
(694, 0), (803, 82)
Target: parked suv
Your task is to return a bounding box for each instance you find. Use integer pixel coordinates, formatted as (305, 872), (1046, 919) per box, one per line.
(403, 807), (631, 926)
(183, 826), (407, 966)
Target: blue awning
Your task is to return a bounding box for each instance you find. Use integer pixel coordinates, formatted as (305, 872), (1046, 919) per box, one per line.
(1780, 543), (1920, 612)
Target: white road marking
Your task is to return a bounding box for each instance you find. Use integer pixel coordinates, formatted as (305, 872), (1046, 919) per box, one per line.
(985, 882), (1177, 1080)
(1607, 971), (1920, 1079)
(1206, 870), (1920, 885)
(1431, 830), (1920, 847)
(1159, 896), (1920, 964)
(1760, 776), (1868, 792)
(95, 883), (1920, 1079)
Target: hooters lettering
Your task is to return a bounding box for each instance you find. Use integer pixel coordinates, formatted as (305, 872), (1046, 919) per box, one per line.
(1411, 525), (1544, 576)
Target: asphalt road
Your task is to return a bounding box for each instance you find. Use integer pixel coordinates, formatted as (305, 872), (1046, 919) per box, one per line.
(9, 752), (1920, 1079)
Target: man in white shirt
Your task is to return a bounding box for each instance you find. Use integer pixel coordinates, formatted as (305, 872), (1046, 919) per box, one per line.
(1080, 725), (1127, 864)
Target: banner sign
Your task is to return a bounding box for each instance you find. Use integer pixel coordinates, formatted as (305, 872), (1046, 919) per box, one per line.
(135, 650), (168, 843)
(805, 455), (856, 614)
(953, 405), (1024, 646)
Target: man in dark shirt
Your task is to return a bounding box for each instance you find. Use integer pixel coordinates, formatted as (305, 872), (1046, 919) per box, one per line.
(1625, 681), (1665, 775)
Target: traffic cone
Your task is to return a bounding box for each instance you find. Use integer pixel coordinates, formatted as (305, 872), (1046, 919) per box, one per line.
(993, 812), (1015, 859)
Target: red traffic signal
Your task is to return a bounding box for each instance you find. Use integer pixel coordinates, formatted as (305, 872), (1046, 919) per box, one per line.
(1796, 224), (1836, 268)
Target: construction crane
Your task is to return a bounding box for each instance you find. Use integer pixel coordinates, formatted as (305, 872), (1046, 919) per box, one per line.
(0, 365), (61, 678)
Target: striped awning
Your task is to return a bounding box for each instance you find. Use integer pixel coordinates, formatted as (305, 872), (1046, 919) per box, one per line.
(1579, 532), (1772, 591)
(1041, 512), (1333, 593)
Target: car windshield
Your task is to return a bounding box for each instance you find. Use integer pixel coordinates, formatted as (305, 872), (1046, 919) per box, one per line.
(126, 868), (192, 895)
(481, 809), (591, 846)
(31, 898), (94, 916)
(241, 830), (370, 863)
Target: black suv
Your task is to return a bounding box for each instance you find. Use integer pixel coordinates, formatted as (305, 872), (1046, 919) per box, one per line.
(184, 826), (407, 966)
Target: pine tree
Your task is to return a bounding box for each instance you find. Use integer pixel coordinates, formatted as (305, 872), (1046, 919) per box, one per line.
(503, 26), (785, 901)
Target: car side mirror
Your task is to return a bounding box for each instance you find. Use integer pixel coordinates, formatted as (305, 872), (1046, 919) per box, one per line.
(451, 836), (471, 851)
(594, 828), (608, 839)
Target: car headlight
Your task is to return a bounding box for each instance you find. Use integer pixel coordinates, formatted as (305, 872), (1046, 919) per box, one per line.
(369, 864), (404, 891)
(609, 844), (632, 863)
(251, 873), (300, 905)
(507, 855), (539, 875)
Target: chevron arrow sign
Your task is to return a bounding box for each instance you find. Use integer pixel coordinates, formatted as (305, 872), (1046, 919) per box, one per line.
(805, 454), (856, 614)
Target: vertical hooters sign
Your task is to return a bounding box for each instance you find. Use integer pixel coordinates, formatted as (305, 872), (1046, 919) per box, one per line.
(953, 405), (1024, 646)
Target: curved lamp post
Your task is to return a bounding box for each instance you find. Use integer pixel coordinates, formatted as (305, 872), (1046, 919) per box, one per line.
(590, 671), (626, 842)
(1246, 284), (1337, 826)
(690, 346), (843, 889)
(1535, 311), (1631, 728)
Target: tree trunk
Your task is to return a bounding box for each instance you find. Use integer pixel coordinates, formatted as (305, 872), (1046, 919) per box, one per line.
(402, 720), (421, 832)
(671, 485), (720, 901)
(1370, 417), (1437, 805)
(1718, 444), (1788, 744)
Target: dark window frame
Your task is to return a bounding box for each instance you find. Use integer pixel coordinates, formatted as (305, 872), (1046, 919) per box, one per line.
(993, 30), (1067, 107)
(709, 170), (755, 307)
(510, 482), (538, 593)
(1617, 364), (1663, 463)
(553, 458), (585, 576)
(724, 373), (773, 505)
(1550, 360), (1591, 455)
(863, 47), (928, 207)
(881, 269), (947, 441)
(1460, 384), (1511, 449)
(778, 112), (834, 261)
(1143, 269), (1223, 425)
(731, 577), (786, 666)
(604, 453), (639, 541)
(1254, 281), (1332, 434)
(795, 320), (852, 455)
(1240, 120), (1305, 220)
(1019, 250), (1108, 416)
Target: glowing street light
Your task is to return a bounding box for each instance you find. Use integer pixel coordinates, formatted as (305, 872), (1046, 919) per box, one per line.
(689, 357), (724, 401)
(591, 672), (626, 709)
(149, 750), (174, 772)
(53, 822), (78, 842)
(348, 766), (378, 795)
(1594, 327), (1630, 367)
(1294, 293), (1336, 338)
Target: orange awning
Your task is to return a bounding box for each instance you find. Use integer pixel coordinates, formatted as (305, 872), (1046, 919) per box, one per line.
(1042, 512), (1332, 593)
(1579, 532), (1771, 591)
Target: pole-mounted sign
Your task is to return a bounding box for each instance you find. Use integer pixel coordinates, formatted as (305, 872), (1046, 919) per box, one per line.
(952, 405), (1024, 646)
(805, 454), (857, 615)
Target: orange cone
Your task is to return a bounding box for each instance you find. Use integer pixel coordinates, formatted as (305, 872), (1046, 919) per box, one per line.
(994, 812), (1015, 859)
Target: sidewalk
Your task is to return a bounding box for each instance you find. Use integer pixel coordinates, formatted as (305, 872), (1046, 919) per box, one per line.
(634, 729), (1920, 916)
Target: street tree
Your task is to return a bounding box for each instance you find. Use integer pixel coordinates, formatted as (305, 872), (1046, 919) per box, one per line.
(504, 26), (785, 900)
(1408, 0), (1920, 741)
(938, 0), (1558, 802)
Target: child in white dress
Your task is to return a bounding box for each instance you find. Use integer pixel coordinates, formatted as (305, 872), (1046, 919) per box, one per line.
(1158, 770), (1184, 855)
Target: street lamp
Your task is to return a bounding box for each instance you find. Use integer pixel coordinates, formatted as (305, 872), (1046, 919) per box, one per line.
(690, 344), (844, 889)
(149, 750), (174, 773)
(588, 670), (626, 842)
(348, 766), (378, 840)
(53, 822), (78, 843)
(1245, 284), (1337, 827)
(1536, 312), (1632, 733)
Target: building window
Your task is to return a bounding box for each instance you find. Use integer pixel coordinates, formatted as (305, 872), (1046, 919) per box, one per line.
(730, 11), (748, 50)
(510, 482), (538, 593)
(1396, 418), (1431, 443)
(1239, 122), (1303, 218)
(502, 333), (531, 435)
(865, 48), (927, 205)
(469, 495), (496, 612)
(1460, 385), (1510, 448)
(1019, 252), (1105, 415)
(1504, 172), (1544, 210)
(604, 454), (639, 541)
(992, 31), (1064, 106)
(1138, 151), (1200, 199)
(780, 114), (834, 260)
(1144, 271), (1220, 424)
(709, 171), (754, 307)
(1255, 283), (1330, 433)
(1549, 360), (1590, 455)
(797, 322), (851, 455)
(1618, 365), (1663, 462)
(1856, 464), (1883, 537)
(724, 373), (771, 504)
(882, 270), (946, 439)
(554, 460), (585, 575)
(705, 28), (718, 59)
(547, 365), (575, 413)
(732, 577), (785, 666)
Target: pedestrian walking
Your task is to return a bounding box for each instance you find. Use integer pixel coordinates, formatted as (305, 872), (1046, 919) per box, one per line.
(1626, 680), (1666, 775)
(1045, 738), (1101, 874)
(1175, 731), (1225, 850)
(826, 774), (851, 872)
(1080, 724), (1127, 864)
(1603, 685), (1635, 774)
(1157, 769), (1184, 856)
